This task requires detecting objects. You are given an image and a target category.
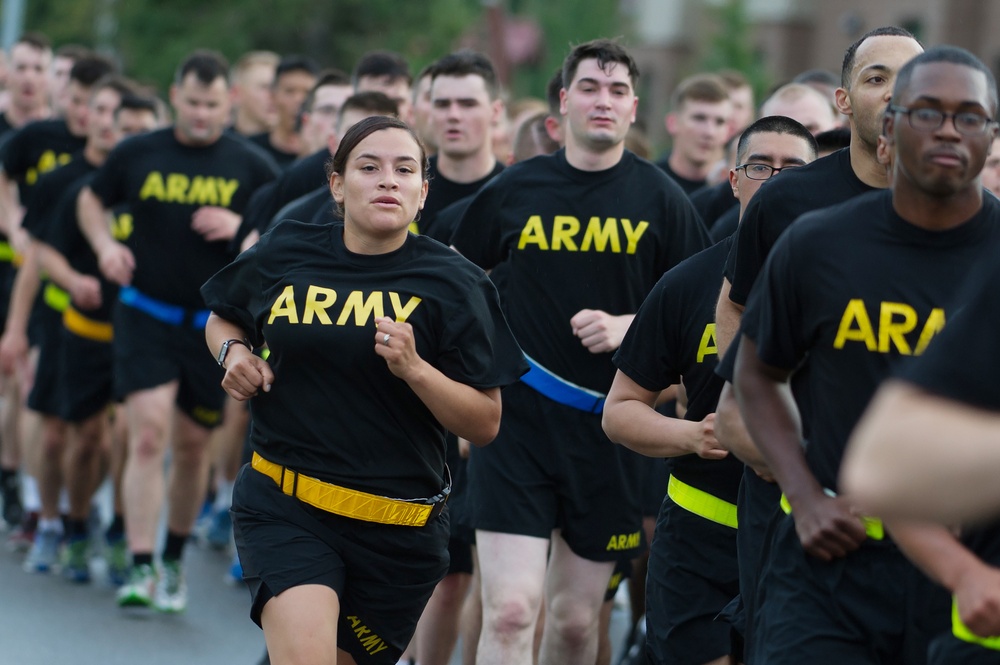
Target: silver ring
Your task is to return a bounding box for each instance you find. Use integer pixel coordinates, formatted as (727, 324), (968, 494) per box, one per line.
(382, 333), (391, 346)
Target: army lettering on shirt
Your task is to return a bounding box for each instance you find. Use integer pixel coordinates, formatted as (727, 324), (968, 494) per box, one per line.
(742, 189), (1000, 491)
(614, 237), (742, 501)
(726, 148), (874, 306)
(0, 119), (86, 205)
(89, 128), (280, 309)
(201, 221), (526, 499)
(452, 148), (709, 393)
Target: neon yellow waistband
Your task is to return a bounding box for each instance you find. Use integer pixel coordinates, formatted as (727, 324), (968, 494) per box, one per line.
(43, 282), (70, 312)
(668, 475), (738, 528)
(953, 596), (1000, 650)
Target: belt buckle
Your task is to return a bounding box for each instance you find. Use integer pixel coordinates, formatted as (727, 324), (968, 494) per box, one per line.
(425, 465), (452, 523)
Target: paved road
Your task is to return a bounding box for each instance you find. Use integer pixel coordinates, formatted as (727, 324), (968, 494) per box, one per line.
(0, 529), (267, 665)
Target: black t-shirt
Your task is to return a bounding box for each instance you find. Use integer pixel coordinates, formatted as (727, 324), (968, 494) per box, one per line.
(727, 148), (875, 306)
(89, 128), (280, 309)
(452, 148), (710, 393)
(240, 148), (330, 240)
(201, 221), (527, 497)
(710, 205), (739, 242)
(614, 237), (742, 501)
(415, 156), (503, 244)
(247, 132), (298, 170)
(742, 190), (1000, 491)
(690, 179), (737, 230)
(21, 155), (96, 241)
(0, 119), (86, 205)
(43, 172), (131, 323)
(655, 154), (707, 196)
(0, 114), (16, 147)
(897, 262), (1000, 563)
(270, 186), (340, 228)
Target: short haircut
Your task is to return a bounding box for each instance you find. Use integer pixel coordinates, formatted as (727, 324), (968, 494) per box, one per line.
(892, 44), (999, 114)
(69, 55), (117, 88)
(762, 82), (831, 111)
(670, 73), (729, 111)
(54, 44), (92, 62)
(337, 91), (400, 127)
(326, 115), (427, 215)
(562, 39), (639, 91)
(17, 32), (51, 52)
(841, 26), (918, 89)
(813, 126), (852, 153)
(545, 68), (563, 117)
(274, 54), (321, 87)
(89, 75), (137, 103)
(430, 50), (499, 99)
(116, 93), (160, 118)
(300, 68), (352, 114)
(175, 50), (229, 87)
(512, 110), (559, 162)
(736, 115), (818, 165)
(230, 50), (279, 81)
(717, 69), (751, 91)
(352, 50), (411, 87)
(793, 68), (839, 87)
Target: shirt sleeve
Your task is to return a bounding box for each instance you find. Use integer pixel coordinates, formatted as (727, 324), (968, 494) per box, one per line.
(436, 271), (527, 389)
(614, 273), (681, 392)
(200, 244), (265, 347)
(450, 176), (507, 270)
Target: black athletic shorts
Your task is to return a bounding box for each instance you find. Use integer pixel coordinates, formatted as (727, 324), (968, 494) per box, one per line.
(733, 469), (781, 652)
(645, 496), (739, 665)
(928, 632), (1000, 664)
(466, 382), (643, 561)
(232, 463), (450, 665)
(640, 457), (670, 518)
(26, 324), (62, 417)
(55, 328), (117, 422)
(113, 303), (225, 428)
(751, 514), (949, 665)
(604, 557), (632, 603)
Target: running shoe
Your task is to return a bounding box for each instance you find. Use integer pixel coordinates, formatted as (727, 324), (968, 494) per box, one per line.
(117, 563), (156, 608)
(205, 508), (232, 550)
(61, 537), (91, 583)
(23, 527), (61, 573)
(7, 511), (37, 552)
(106, 536), (129, 586)
(154, 559), (188, 613)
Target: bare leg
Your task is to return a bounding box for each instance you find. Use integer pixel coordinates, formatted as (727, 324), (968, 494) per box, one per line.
(261, 584), (341, 665)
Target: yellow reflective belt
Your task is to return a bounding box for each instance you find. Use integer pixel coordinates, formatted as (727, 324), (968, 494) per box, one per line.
(63, 306), (113, 342)
(667, 474), (738, 529)
(251, 451), (436, 527)
(43, 282), (70, 312)
(953, 597), (1000, 650)
(0, 241), (17, 264)
(779, 492), (884, 540)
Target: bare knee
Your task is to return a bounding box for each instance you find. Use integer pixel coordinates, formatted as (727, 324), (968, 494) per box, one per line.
(546, 597), (601, 647)
(484, 595), (537, 638)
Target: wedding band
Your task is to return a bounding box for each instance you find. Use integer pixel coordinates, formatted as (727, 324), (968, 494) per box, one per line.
(382, 333), (391, 346)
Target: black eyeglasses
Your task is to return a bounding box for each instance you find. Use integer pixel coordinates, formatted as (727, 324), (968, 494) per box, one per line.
(889, 105), (996, 136)
(734, 163), (802, 180)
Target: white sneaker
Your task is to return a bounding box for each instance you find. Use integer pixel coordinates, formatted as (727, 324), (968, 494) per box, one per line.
(117, 563), (156, 607)
(154, 559), (188, 613)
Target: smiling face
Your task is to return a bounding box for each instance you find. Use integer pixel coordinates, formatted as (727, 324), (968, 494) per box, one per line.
(889, 61), (997, 199)
(560, 58), (637, 153)
(330, 127), (428, 245)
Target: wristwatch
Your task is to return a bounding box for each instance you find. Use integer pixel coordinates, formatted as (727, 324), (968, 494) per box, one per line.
(217, 338), (251, 368)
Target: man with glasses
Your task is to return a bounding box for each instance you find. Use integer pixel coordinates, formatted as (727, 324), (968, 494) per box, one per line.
(603, 114), (817, 665)
(732, 45), (1000, 664)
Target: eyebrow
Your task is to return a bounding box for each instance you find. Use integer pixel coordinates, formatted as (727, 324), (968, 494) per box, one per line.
(354, 152), (419, 163)
(745, 153), (808, 165)
(908, 95), (989, 110)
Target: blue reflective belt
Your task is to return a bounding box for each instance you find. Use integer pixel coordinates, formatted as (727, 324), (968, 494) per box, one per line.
(119, 286), (210, 329)
(520, 353), (605, 413)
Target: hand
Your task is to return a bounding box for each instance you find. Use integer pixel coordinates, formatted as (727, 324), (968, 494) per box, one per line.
(0, 330), (29, 376)
(221, 346), (274, 401)
(191, 206), (241, 242)
(9, 224), (29, 256)
(374, 316), (423, 382)
(954, 563), (1000, 638)
(569, 309), (634, 354)
(689, 413), (729, 460)
(790, 491), (868, 561)
(68, 274), (102, 311)
(97, 242), (135, 286)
